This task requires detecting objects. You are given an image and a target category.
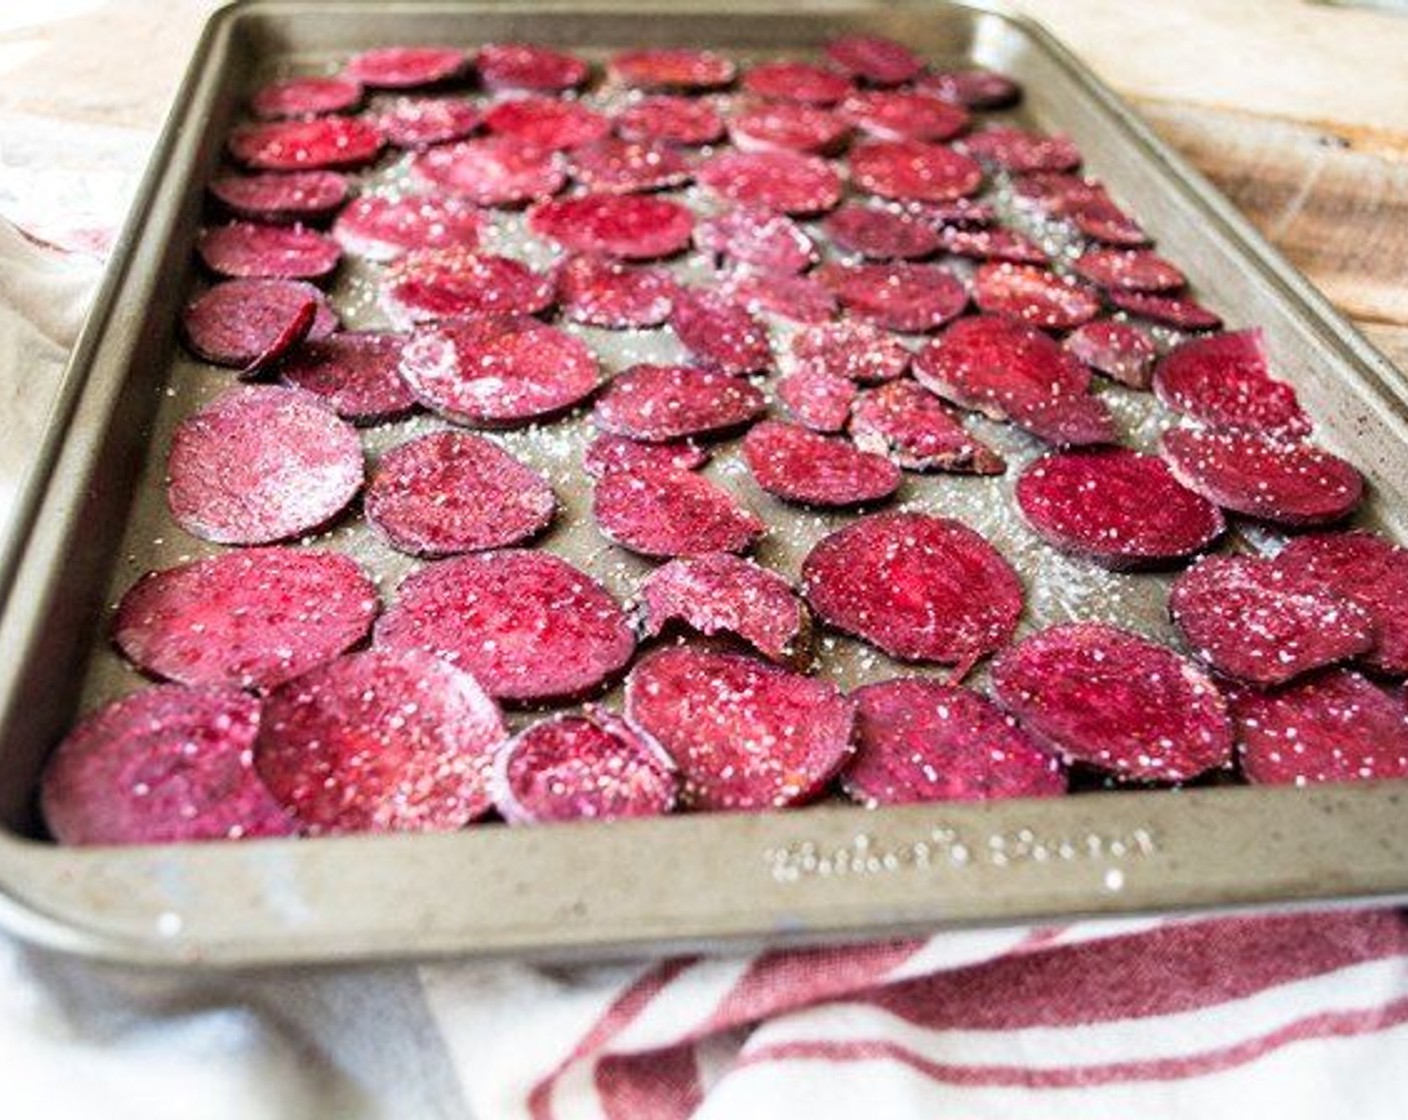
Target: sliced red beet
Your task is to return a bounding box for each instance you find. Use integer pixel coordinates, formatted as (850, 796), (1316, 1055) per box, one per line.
(1170, 555), (1375, 687)
(484, 96), (612, 150)
(938, 226), (1046, 265)
(960, 127), (1081, 173)
(802, 511), (1023, 672)
(824, 35), (922, 87)
(742, 60), (851, 105)
(228, 117), (384, 171)
(695, 207), (817, 274)
(1110, 289), (1221, 330)
(365, 430), (556, 557)
(912, 196), (997, 228)
(594, 468), (763, 557)
(492, 708), (678, 824)
(991, 622), (1233, 782)
(614, 95), (725, 146)
(583, 433), (710, 478)
(256, 648), (504, 835)
(1064, 319), (1157, 388)
(568, 137), (692, 193)
(373, 96), (483, 149)
(382, 249), (556, 323)
(790, 319), (910, 384)
(1011, 171), (1110, 217)
(1071, 200), (1150, 247)
(1016, 447), (1224, 568)
(973, 262), (1101, 331)
(280, 330), (417, 423)
(332, 195), (483, 261)
(823, 203), (941, 260)
(695, 149), (843, 215)
(528, 193), (694, 259)
(839, 91), (969, 143)
(343, 46), (465, 89)
(639, 552), (809, 664)
(558, 255), (677, 328)
(399, 314), (599, 425)
(375, 550), (635, 702)
(593, 363), (765, 442)
(624, 646), (855, 810)
(850, 379), (1004, 474)
(197, 221), (340, 281)
(669, 289), (772, 375)
(727, 101), (850, 155)
(1073, 248), (1186, 293)
(166, 385), (363, 545)
(476, 43), (589, 92)
(777, 367), (857, 432)
(720, 269), (835, 324)
(1153, 329), (1310, 437)
(208, 170), (350, 225)
(412, 137), (565, 206)
(1160, 427), (1363, 527)
(744, 419), (900, 507)
(916, 68), (1023, 110)
(842, 679), (1064, 807)
(251, 75), (363, 120)
(181, 279), (336, 369)
(41, 685), (291, 846)
(816, 261), (968, 333)
(608, 48), (736, 91)
(850, 140), (983, 203)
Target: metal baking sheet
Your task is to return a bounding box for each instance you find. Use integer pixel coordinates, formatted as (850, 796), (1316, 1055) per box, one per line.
(1, 0), (1406, 967)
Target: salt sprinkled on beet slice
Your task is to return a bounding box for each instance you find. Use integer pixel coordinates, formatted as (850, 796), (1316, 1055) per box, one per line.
(528, 194), (694, 260)
(343, 46), (465, 89)
(791, 319), (910, 384)
(1169, 555), (1375, 687)
(624, 646), (855, 810)
(41, 685), (292, 846)
(838, 91), (969, 143)
(484, 96), (612, 150)
(1064, 319), (1157, 389)
(802, 511), (1023, 672)
(823, 203), (941, 261)
(1160, 427), (1363, 527)
(850, 140), (983, 203)
(842, 678), (1064, 807)
(916, 68), (1023, 111)
(1153, 329), (1310, 437)
(938, 226), (1046, 265)
(251, 75), (363, 120)
(568, 137), (692, 194)
(593, 363), (765, 442)
(365, 430), (556, 557)
(817, 261), (968, 333)
(1011, 171), (1110, 216)
(280, 330), (416, 423)
(960, 126), (1081, 173)
(181, 279), (336, 369)
(695, 207), (817, 274)
(228, 116), (384, 172)
(594, 468), (763, 557)
(608, 48), (737, 91)
(777, 367), (857, 432)
(491, 708), (678, 824)
(256, 648), (503, 835)
(383, 249), (556, 323)
(375, 551), (635, 702)
(399, 314), (599, 426)
(742, 60), (851, 106)
(559, 255), (677, 328)
(1071, 201), (1150, 248)
(696, 149), (843, 215)
(669, 289), (772, 375)
(583, 433), (711, 478)
(1016, 447), (1224, 569)
(743, 419), (901, 508)
(373, 96), (483, 150)
(824, 35), (922, 87)
(721, 269), (835, 324)
(167, 385), (363, 545)
(476, 43), (589, 93)
(332, 195), (483, 261)
(412, 137), (565, 207)
(727, 101), (851, 156)
(208, 170), (350, 225)
(850, 379), (1004, 475)
(913, 196), (996, 228)
(973, 262), (1101, 331)
(114, 548), (379, 691)
(639, 552), (810, 664)
(1110, 289), (1221, 331)
(1073, 248), (1186, 293)
(614, 95), (725, 146)
(197, 221), (341, 281)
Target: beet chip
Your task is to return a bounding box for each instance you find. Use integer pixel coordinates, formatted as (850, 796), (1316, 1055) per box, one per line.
(1064, 320), (1156, 389)
(824, 35), (922, 86)
(624, 646), (855, 810)
(696, 150), (843, 215)
(839, 91), (969, 143)
(583, 433), (711, 478)
(728, 101), (850, 155)
(197, 221), (340, 281)
(850, 140), (983, 203)
(742, 60), (851, 106)
(938, 226), (1046, 265)
(721, 269), (835, 325)
(559, 255), (677, 328)
(374, 96), (483, 149)
(476, 43), (589, 93)
(209, 170), (349, 225)
(594, 363), (765, 442)
(251, 75), (363, 119)
(1073, 248), (1186, 293)
(609, 48), (737, 91)
(228, 116), (384, 171)
(823, 203), (941, 261)
(614, 95), (725, 146)
(743, 420), (901, 507)
(696, 207), (816, 274)
(777, 367), (857, 432)
(343, 46), (465, 89)
(1072, 202), (1150, 248)
(917, 68), (1022, 111)
(1109, 289), (1221, 331)
(485, 97), (612, 151)
(528, 194), (694, 259)
(669, 289), (772, 375)
(412, 137), (565, 207)
(850, 380), (1004, 474)
(790, 319), (910, 384)
(817, 261), (968, 333)
(569, 137), (692, 193)
(1154, 329), (1311, 437)
(332, 195), (483, 261)
(960, 127), (1081, 173)
(972, 262), (1101, 331)
(181, 278), (335, 369)
(594, 469), (763, 557)
(383, 249), (556, 323)
(280, 331), (416, 423)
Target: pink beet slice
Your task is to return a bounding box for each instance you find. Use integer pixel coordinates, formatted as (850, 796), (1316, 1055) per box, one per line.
(696, 149), (843, 215)
(823, 203), (941, 260)
(1160, 427), (1363, 527)
(609, 48), (736, 91)
(842, 678), (1065, 807)
(790, 319), (910, 384)
(1072, 201), (1150, 248)
(1011, 171), (1110, 216)
(196, 221), (340, 281)
(839, 91), (969, 143)
(376, 551), (636, 702)
(824, 35), (922, 86)
(365, 430), (556, 557)
(476, 43), (589, 93)
(251, 74), (363, 119)
(742, 60), (851, 105)
(1230, 669), (1408, 786)
(280, 330), (416, 423)
(817, 261), (968, 333)
(569, 137), (692, 193)
(1110, 289), (1221, 330)
(743, 419), (901, 507)
(209, 170), (349, 225)
(1073, 248), (1186, 293)
(669, 289), (772, 375)
(973, 262), (1101, 331)
(960, 127), (1081, 173)
(332, 195), (483, 261)
(1016, 447), (1224, 568)
(167, 385), (363, 545)
(914, 196), (997, 228)
(802, 511), (1023, 670)
(343, 46), (465, 89)
(412, 137), (565, 207)
(373, 96), (483, 149)
(777, 366), (857, 432)
(559, 255), (677, 328)
(181, 278), (336, 369)
(583, 433), (711, 478)
(991, 622), (1233, 781)
(484, 96), (611, 150)
(615, 95), (725, 146)
(492, 708), (678, 824)
(1170, 555), (1375, 687)
(639, 553), (810, 664)
(41, 685), (292, 846)
(594, 468), (763, 557)
(1064, 319), (1156, 388)
(228, 116), (384, 171)
(1154, 329), (1310, 437)
(114, 548), (378, 691)
(938, 226), (1046, 265)
(383, 249), (556, 323)
(850, 380), (1004, 474)
(593, 363), (765, 442)
(399, 314), (599, 426)
(696, 207), (817, 274)
(528, 194), (694, 259)
(916, 68), (1022, 110)
(727, 101), (850, 155)
(624, 646), (855, 810)
(721, 269), (835, 324)
(850, 140), (983, 203)
(256, 648), (504, 835)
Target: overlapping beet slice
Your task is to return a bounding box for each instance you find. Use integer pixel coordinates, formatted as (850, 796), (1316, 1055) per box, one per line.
(823, 203), (941, 260)
(208, 170), (350, 226)
(528, 194), (694, 259)
(938, 226), (1046, 265)
(594, 469), (763, 557)
(343, 45), (465, 89)
(742, 60), (851, 105)
(412, 137), (565, 206)
(1064, 320), (1156, 388)
(181, 278), (336, 369)
(197, 221), (341, 281)
(777, 367), (857, 432)
(568, 137), (692, 193)
(824, 35), (922, 86)
(850, 140), (983, 203)
(593, 363), (765, 442)
(558, 255), (677, 328)
(696, 207), (817, 274)
(917, 68), (1022, 110)
(721, 269), (835, 324)
(1073, 248), (1186, 293)
(817, 261), (967, 333)
(476, 43), (589, 92)
(696, 149), (843, 215)
(915, 196), (997, 228)
(582, 433), (711, 478)
(790, 319), (910, 384)
(609, 47), (736, 91)
(1154, 329), (1311, 437)
(960, 126), (1081, 173)
(669, 289), (772, 375)
(251, 74), (363, 119)
(614, 95), (725, 146)
(383, 249), (556, 323)
(373, 96), (483, 149)
(332, 195), (482, 261)
(1111, 289), (1221, 330)
(280, 330), (416, 423)
(972, 262), (1101, 331)
(850, 380), (1004, 474)
(1072, 201), (1150, 248)
(228, 116), (384, 171)
(743, 419), (901, 507)
(727, 101), (850, 155)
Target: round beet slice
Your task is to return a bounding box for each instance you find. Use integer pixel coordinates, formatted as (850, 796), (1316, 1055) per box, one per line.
(938, 226), (1046, 265)
(375, 550), (635, 702)
(332, 195), (483, 262)
(1110, 289), (1221, 330)
(777, 367), (857, 433)
(624, 646), (855, 810)
(181, 278), (336, 369)
(914, 196), (997, 228)
(1154, 329), (1310, 437)
(850, 380), (1004, 474)
(593, 363), (765, 442)
(569, 137), (692, 194)
(399, 314), (599, 426)
(839, 91), (969, 143)
(114, 548), (378, 691)
(802, 511), (1023, 671)
(742, 60), (851, 105)
(823, 203), (941, 261)
(1064, 319), (1156, 389)
(197, 221), (340, 281)
(492, 708), (678, 824)
(41, 685), (291, 846)
(973, 262), (1101, 331)
(559, 255), (677, 328)
(720, 269), (835, 325)
(991, 622), (1233, 781)
(280, 330), (416, 423)
(842, 679), (1064, 807)
(251, 74), (363, 119)
(208, 170), (349, 225)
(824, 35), (921, 87)
(669, 289), (772, 375)
(790, 319), (910, 384)
(695, 207), (817, 274)
(228, 116), (384, 171)
(851, 140), (983, 203)
(484, 96), (611, 151)
(583, 432), (711, 478)
(1011, 171), (1110, 216)
(961, 127), (1081, 173)
(614, 95), (725, 146)
(365, 430), (555, 557)
(594, 468), (763, 557)
(1073, 248), (1186, 293)
(817, 261), (967, 333)
(1071, 201), (1150, 248)
(1016, 447), (1224, 568)
(412, 137), (565, 207)
(476, 43), (589, 92)
(1170, 555), (1375, 687)
(528, 194), (694, 259)
(256, 648), (503, 835)
(727, 101), (850, 155)
(743, 420), (900, 508)
(639, 553), (809, 664)
(609, 48), (736, 91)
(373, 96), (483, 150)
(696, 150), (843, 215)
(916, 68), (1022, 110)
(343, 45), (465, 89)
(383, 249), (556, 323)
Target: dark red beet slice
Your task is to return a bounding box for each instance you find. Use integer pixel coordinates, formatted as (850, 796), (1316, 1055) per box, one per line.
(743, 419), (900, 507)
(583, 433), (711, 478)
(916, 68), (1023, 110)
(1016, 447), (1224, 568)
(1064, 319), (1156, 388)
(801, 511), (1023, 671)
(624, 646), (855, 810)
(197, 221), (340, 281)
(1073, 248), (1186, 293)
(208, 170), (350, 225)
(1230, 669), (1408, 786)
(1170, 555), (1375, 687)
(256, 648), (504, 835)
(839, 91), (969, 143)
(842, 679), (1064, 807)
(383, 249), (556, 323)
(727, 102), (850, 155)
(594, 468), (763, 557)
(412, 137), (565, 206)
(399, 314), (599, 425)
(476, 43), (589, 93)
(640, 552), (809, 663)
(1071, 200), (1150, 247)
(669, 289), (772, 375)
(614, 95), (725, 146)
(114, 548), (378, 691)
(791, 319), (910, 384)
(695, 207), (817, 274)
(181, 279), (335, 369)
(375, 551), (635, 702)
(343, 46), (465, 89)
(850, 140), (983, 203)
(484, 96), (611, 150)
(742, 60), (851, 105)
(569, 137), (691, 193)
(228, 117), (384, 171)
(777, 367), (857, 432)
(332, 195), (483, 261)
(280, 330), (417, 423)
(961, 127), (1081, 173)
(609, 48), (736, 91)
(593, 363), (765, 442)
(817, 261), (967, 333)
(1011, 171), (1110, 216)
(720, 269), (835, 324)
(991, 622), (1233, 781)
(850, 380), (1004, 474)
(1160, 427), (1363, 527)
(696, 150), (843, 215)
(1110, 289), (1221, 330)
(251, 75), (363, 120)
(41, 685), (291, 846)
(1153, 329), (1310, 437)
(824, 35), (922, 86)
(246, 299), (317, 378)
(559, 255), (676, 328)
(373, 96), (483, 149)
(167, 385), (363, 545)
(365, 430), (555, 557)
(973, 262), (1101, 331)
(528, 194), (693, 259)
(939, 226), (1046, 265)
(823, 203), (941, 260)
(492, 708), (677, 824)
(913, 196), (997, 228)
